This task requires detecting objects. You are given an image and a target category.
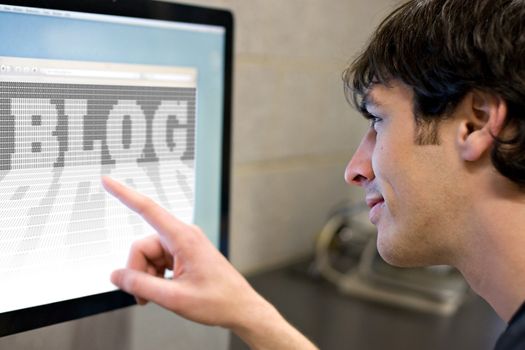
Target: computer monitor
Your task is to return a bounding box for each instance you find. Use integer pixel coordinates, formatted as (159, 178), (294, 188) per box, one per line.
(0, 0), (233, 336)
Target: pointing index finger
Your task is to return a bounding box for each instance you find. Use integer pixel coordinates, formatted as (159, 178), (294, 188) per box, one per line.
(102, 176), (186, 248)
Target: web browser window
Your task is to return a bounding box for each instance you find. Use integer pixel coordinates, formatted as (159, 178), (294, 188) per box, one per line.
(0, 57), (197, 312)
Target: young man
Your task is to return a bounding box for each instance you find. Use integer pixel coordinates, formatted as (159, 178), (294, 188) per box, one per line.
(103, 0), (525, 348)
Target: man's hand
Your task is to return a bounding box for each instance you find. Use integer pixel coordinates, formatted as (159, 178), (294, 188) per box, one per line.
(103, 176), (318, 350)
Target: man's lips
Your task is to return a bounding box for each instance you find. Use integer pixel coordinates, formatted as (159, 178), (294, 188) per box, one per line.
(366, 196), (384, 209)
(366, 195), (385, 224)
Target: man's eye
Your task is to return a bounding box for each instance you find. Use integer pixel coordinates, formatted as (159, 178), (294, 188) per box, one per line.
(370, 116), (382, 129)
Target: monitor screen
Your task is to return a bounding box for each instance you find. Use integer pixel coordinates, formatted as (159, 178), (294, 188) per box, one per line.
(0, 0), (232, 336)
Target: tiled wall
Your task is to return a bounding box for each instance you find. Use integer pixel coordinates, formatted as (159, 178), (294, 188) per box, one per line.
(0, 1), (403, 349)
(174, 0), (401, 274)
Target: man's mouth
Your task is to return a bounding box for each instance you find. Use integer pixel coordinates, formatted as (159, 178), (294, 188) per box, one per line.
(366, 195), (385, 224)
(366, 196), (383, 208)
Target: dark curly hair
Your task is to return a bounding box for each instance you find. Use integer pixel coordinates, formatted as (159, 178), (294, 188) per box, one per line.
(343, 0), (525, 186)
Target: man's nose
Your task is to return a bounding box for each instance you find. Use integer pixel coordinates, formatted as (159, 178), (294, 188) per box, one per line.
(344, 129), (375, 187)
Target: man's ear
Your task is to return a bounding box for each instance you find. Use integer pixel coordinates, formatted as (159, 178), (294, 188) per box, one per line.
(457, 91), (507, 161)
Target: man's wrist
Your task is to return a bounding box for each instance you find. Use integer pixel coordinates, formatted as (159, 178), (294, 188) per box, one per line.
(229, 293), (318, 350)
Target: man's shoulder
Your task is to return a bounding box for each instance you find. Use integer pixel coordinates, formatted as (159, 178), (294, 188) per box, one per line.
(495, 303), (525, 350)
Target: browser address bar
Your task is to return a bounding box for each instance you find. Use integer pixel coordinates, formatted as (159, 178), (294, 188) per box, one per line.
(41, 68), (141, 79)
(40, 68), (194, 83)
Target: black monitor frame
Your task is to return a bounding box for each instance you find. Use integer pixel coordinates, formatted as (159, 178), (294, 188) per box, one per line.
(0, 0), (233, 337)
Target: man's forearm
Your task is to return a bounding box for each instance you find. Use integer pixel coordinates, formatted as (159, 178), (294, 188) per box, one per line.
(231, 297), (318, 350)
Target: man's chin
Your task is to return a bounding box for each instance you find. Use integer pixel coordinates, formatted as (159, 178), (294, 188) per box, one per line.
(376, 237), (422, 268)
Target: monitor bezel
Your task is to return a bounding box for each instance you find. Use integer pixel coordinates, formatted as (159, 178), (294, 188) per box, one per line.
(0, 0), (233, 337)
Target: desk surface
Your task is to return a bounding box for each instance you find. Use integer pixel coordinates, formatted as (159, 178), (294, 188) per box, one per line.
(230, 261), (506, 350)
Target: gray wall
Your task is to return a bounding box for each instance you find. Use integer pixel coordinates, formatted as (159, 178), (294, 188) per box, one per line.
(0, 1), (400, 349)
(178, 0), (400, 274)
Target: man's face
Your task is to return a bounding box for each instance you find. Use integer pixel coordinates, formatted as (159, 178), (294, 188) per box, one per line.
(345, 81), (463, 267)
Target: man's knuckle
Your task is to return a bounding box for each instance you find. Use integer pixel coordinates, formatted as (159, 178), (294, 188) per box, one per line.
(130, 240), (143, 252)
